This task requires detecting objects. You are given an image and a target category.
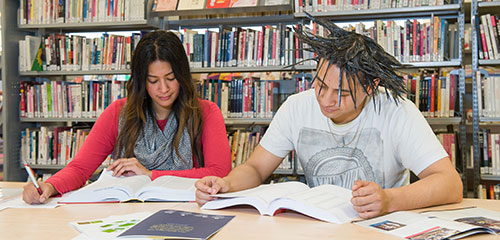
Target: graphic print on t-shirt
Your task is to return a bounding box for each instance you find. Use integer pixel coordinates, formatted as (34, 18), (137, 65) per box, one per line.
(297, 127), (384, 189)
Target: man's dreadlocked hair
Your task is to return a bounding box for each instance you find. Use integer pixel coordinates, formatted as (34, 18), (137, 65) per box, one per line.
(294, 14), (407, 107)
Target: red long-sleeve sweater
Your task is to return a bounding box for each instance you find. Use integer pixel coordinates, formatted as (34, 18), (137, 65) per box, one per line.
(46, 98), (231, 195)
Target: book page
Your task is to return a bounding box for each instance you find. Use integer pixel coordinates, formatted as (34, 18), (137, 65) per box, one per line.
(202, 181), (310, 214)
(84, 170), (151, 195)
(213, 181), (310, 205)
(135, 176), (197, 201)
(0, 195), (60, 210)
(60, 170), (151, 203)
(269, 184), (357, 223)
(356, 211), (483, 239)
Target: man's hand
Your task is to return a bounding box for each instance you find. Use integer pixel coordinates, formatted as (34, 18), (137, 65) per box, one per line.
(22, 182), (57, 204)
(195, 176), (230, 207)
(351, 180), (391, 219)
(107, 158), (152, 178)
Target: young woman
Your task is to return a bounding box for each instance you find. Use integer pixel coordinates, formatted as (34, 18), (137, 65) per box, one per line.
(23, 30), (232, 204)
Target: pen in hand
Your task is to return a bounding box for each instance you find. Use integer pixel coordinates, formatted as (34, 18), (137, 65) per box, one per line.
(24, 164), (43, 195)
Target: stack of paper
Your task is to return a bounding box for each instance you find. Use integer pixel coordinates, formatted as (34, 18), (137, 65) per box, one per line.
(70, 212), (153, 240)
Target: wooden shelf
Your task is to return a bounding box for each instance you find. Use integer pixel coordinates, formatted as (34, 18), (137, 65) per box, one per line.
(29, 164), (106, 170)
(273, 169), (295, 175)
(479, 117), (500, 123)
(399, 60), (462, 68)
(18, 20), (158, 31)
(425, 117), (462, 125)
(224, 118), (273, 125)
(19, 70), (130, 76)
(294, 4), (461, 21)
(191, 64), (316, 73)
(478, 59), (500, 66)
(152, 4), (293, 18)
(21, 118), (97, 122)
(481, 175), (500, 181)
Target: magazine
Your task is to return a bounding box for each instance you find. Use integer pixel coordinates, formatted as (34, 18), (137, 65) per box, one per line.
(355, 207), (500, 240)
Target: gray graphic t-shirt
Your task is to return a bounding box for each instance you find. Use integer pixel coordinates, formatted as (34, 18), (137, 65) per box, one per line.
(297, 127), (382, 188)
(259, 89), (447, 189)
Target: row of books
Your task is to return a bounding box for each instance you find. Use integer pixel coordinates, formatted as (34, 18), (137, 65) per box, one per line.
(178, 25), (315, 69)
(197, 72), (312, 118)
(19, 16), (458, 73)
(152, 0), (289, 11)
(435, 133), (457, 168)
(19, 0), (146, 25)
(477, 14), (500, 60)
(346, 17), (459, 63)
(404, 71), (459, 118)
(20, 78), (127, 119)
(479, 129), (500, 177)
(294, 0), (451, 13)
(21, 127), (91, 166)
(477, 184), (500, 200)
(229, 129), (263, 167)
(228, 128), (295, 171)
(476, 71), (500, 118)
(19, 33), (141, 72)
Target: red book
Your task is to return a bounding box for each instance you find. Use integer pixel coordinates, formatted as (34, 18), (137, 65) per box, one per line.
(413, 19), (417, 61)
(153, 0), (178, 11)
(206, 0), (230, 8)
(272, 29), (277, 65)
(480, 24), (489, 59)
(449, 74), (456, 116)
(489, 185), (495, 199)
(20, 82), (26, 117)
(430, 73), (436, 117)
(257, 30), (263, 66)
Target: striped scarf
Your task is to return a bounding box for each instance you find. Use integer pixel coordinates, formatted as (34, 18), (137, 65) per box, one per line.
(116, 111), (193, 171)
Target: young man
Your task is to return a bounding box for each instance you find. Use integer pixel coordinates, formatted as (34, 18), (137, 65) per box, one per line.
(195, 19), (463, 219)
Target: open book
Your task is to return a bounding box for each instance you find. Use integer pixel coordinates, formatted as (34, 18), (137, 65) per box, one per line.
(355, 207), (500, 240)
(59, 170), (197, 203)
(201, 181), (358, 224)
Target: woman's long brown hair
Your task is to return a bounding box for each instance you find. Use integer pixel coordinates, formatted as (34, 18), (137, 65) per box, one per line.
(114, 30), (204, 167)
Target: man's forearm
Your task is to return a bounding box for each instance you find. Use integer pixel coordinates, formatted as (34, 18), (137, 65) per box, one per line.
(385, 171), (463, 213)
(223, 163), (266, 192)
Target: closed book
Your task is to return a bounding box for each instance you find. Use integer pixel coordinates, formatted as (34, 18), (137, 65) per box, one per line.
(118, 209), (234, 240)
(178, 0), (205, 10)
(59, 170), (197, 203)
(153, 0), (178, 11)
(206, 0), (230, 8)
(230, 0), (258, 7)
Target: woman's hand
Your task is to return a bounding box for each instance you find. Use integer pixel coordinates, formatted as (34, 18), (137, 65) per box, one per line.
(107, 158), (152, 178)
(22, 182), (57, 204)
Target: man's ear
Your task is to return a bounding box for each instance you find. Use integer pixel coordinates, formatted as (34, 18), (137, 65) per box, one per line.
(367, 78), (380, 95)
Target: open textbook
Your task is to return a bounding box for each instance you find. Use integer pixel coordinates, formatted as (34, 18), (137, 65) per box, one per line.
(355, 207), (500, 240)
(60, 170), (197, 203)
(201, 181), (358, 224)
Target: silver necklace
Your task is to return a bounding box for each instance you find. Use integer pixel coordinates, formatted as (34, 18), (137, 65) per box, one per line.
(327, 100), (369, 147)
